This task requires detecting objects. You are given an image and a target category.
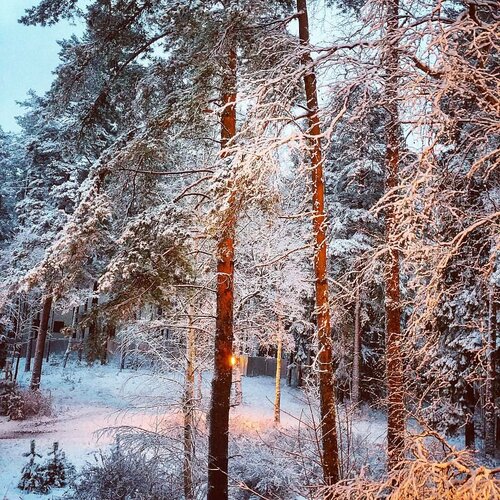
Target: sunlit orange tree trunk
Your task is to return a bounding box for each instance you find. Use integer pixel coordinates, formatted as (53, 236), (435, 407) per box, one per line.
(207, 43), (237, 500)
(383, 0), (405, 470)
(297, 0), (340, 485)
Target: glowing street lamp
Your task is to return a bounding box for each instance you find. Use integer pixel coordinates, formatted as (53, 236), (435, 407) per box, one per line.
(230, 355), (237, 367)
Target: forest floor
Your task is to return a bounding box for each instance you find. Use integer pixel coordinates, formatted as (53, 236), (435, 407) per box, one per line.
(0, 357), (388, 499)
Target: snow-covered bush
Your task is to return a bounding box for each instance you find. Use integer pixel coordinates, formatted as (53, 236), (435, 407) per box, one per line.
(70, 441), (182, 500)
(230, 429), (321, 499)
(0, 382), (52, 420)
(0, 380), (23, 420)
(231, 439), (296, 499)
(321, 435), (500, 499)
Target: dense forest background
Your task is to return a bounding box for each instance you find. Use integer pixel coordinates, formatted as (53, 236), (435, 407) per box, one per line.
(0, 0), (498, 498)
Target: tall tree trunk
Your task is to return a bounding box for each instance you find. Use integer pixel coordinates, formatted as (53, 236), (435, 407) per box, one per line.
(25, 309), (38, 372)
(207, 41), (237, 500)
(101, 322), (115, 365)
(297, 0), (340, 485)
(485, 281), (497, 457)
(30, 294), (53, 390)
(120, 339), (127, 370)
(464, 382), (476, 449)
(14, 348), (21, 381)
(78, 301), (88, 362)
(384, 0), (405, 471)
(184, 298), (196, 500)
(45, 307), (54, 363)
(287, 351), (294, 386)
(87, 282), (100, 363)
(9, 296), (20, 367)
(275, 332), (283, 425)
(352, 286), (361, 405)
(10, 296), (22, 370)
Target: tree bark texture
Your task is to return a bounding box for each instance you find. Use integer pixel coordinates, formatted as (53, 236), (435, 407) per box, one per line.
(207, 42), (237, 500)
(297, 0), (340, 485)
(384, 0), (405, 471)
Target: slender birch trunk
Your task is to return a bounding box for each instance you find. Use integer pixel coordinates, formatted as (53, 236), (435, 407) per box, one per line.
(297, 0), (340, 485)
(184, 297), (196, 500)
(25, 308), (37, 372)
(275, 336), (283, 425)
(484, 278), (497, 456)
(352, 286), (361, 405)
(207, 40), (237, 500)
(63, 307), (78, 369)
(384, 0), (405, 470)
(30, 294), (53, 390)
(233, 359), (243, 407)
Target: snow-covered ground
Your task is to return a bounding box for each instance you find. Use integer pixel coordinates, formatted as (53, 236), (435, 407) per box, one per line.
(0, 358), (387, 499)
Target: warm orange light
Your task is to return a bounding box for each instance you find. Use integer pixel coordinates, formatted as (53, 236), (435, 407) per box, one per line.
(230, 355), (237, 367)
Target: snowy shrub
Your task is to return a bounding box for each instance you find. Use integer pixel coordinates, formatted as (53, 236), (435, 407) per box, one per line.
(19, 387), (53, 419)
(18, 440), (74, 494)
(337, 405), (387, 480)
(0, 380), (24, 420)
(320, 435), (500, 499)
(70, 441), (181, 500)
(0, 379), (16, 410)
(0, 383), (52, 420)
(230, 430), (318, 499)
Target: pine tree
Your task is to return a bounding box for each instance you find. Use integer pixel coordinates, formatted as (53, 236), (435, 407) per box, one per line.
(382, 0), (405, 470)
(43, 441), (75, 488)
(297, 0), (340, 484)
(18, 440), (46, 493)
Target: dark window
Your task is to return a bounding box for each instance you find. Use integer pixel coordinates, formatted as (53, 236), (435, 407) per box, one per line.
(52, 321), (65, 333)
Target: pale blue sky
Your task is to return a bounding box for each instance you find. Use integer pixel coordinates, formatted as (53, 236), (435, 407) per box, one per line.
(0, 1), (337, 133)
(0, 1), (83, 132)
